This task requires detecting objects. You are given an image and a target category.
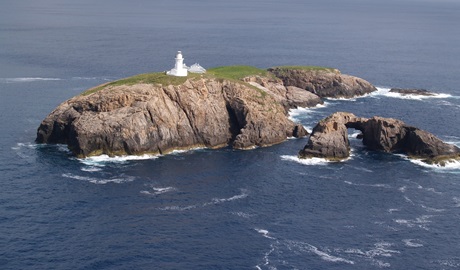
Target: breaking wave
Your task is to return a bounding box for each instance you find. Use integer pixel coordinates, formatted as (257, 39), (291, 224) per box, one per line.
(62, 172), (135, 184)
(79, 154), (159, 166)
(281, 154), (350, 166)
(371, 87), (452, 100)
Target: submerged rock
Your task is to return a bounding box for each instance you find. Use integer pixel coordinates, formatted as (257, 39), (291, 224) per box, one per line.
(268, 67), (376, 98)
(300, 112), (460, 165)
(389, 88), (436, 96)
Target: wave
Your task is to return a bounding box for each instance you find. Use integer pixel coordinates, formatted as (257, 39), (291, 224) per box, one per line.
(408, 158), (460, 171)
(402, 239), (424, 248)
(140, 186), (176, 196)
(79, 154), (159, 166)
(0, 77), (62, 83)
(281, 154), (350, 166)
(394, 214), (434, 231)
(62, 172), (135, 184)
(342, 242), (400, 268)
(288, 102), (329, 122)
(395, 154), (460, 172)
(231, 211), (253, 219)
(371, 87), (453, 100)
(80, 166), (103, 172)
(255, 228), (276, 240)
(255, 233), (401, 269)
(344, 181), (391, 188)
(159, 188), (249, 211)
(286, 240), (355, 265)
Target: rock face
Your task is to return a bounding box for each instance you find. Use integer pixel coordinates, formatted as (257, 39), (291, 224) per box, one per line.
(300, 112), (460, 164)
(268, 67), (376, 98)
(36, 77), (307, 157)
(298, 112), (359, 160)
(243, 75), (323, 110)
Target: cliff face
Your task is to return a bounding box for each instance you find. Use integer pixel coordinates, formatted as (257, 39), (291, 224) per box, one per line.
(300, 112), (460, 165)
(268, 67), (376, 98)
(36, 76), (307, 157)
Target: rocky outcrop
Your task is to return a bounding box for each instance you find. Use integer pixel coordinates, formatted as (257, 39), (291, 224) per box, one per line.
(389, 88), (436, 96)
(298, 112), (359, 160)
(243, 76), (323, 111)
(36, 76), (307, 157)
(300, 112), (460, 165)
(268, 67), (376, 98)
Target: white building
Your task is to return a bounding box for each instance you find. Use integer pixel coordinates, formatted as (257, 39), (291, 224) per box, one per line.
(166, 51), (188, 77)
(188, 63), (206, 74)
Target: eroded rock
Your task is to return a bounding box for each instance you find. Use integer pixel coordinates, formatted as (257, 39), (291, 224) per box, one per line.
(37, 77), (307, 157)
(268, 67), (376, 98)
(299, 112), (460, 164)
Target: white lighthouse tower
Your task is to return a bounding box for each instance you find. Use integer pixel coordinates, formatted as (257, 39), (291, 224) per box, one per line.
(166, 51), (188, 77)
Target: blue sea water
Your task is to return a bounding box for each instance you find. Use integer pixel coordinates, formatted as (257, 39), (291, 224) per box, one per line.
(1, 0), (460, 269)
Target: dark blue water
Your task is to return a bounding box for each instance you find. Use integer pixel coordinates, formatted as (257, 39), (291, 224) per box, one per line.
(1, 0), (460, 269)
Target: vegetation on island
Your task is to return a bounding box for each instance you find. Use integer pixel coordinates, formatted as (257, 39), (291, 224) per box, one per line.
(270, 65), (336, 72)
(81, 65), (336, 96)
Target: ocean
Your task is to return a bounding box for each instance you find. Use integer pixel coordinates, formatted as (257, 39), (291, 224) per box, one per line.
(1, 0), (460, 269)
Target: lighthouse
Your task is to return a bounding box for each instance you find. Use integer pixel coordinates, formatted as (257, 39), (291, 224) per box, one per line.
(166, 51), (188, 77)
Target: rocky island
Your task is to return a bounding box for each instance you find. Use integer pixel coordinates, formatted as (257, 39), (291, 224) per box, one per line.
(36, 66), (375, 157)
(299, 112), (460, 165)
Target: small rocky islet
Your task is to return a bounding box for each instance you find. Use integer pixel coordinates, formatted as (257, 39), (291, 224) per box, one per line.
(36, 65), (459, 165)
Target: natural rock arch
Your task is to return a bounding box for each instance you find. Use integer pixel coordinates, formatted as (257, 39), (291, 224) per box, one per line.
(299, 112), (460, 165)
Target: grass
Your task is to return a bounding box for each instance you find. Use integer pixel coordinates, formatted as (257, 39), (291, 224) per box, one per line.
(81, 65), (336, 96)
(207, 66), (271, 81)
(270, 65), (336, 72)
(81, 72), (201, 96)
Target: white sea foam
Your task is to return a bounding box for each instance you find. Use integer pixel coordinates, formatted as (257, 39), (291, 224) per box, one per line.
(140, 186), (176, 196)
(286, 241), (355, 265)
(231, 211), (253, 219)
(81, 166), (103, 172)
(159, 189), (249, 211)
(371, 87), (452, 100)
(255, 228), (276, 240)
(344, 181), (391, 188)
(0, 77), (62, 83)
(288, 102), (328, 123)
(403, 239), (424, 248)
(281, 155), (349, 166)
(62, 173), (135, 184)
(169, 147), (206, 154)
(342, 242), (399, 268)
(408, 158), (460, 170)
(395, 154), (460, 171)
(79, 154), (159, 166)
(394, 215), (433, 230)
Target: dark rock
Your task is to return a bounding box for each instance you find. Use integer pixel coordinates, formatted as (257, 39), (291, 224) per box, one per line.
(268, 67), (376, 98)
(299, 112), (460, 164)
(389, 88), (436, 96)
(299, 112), (359, 160)
(243, 76), (323, 111)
